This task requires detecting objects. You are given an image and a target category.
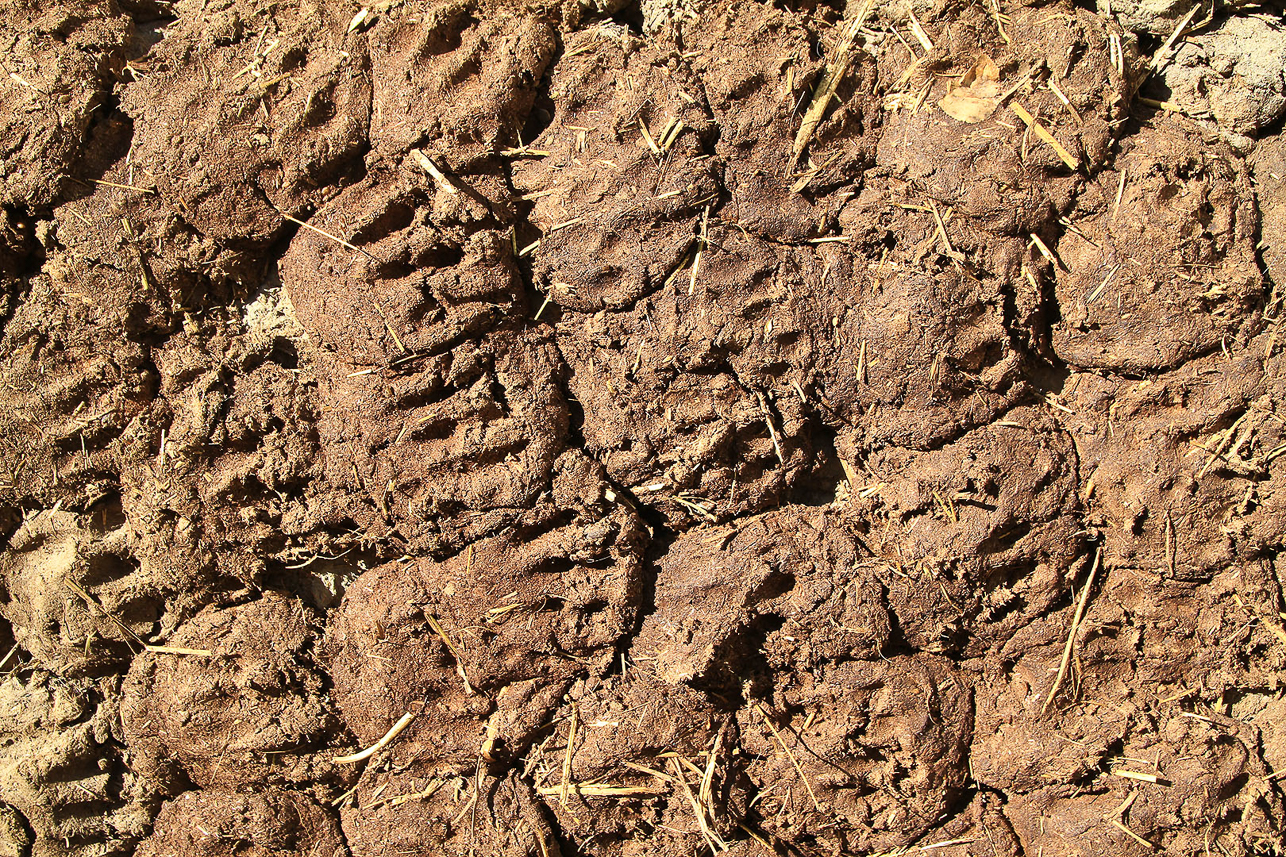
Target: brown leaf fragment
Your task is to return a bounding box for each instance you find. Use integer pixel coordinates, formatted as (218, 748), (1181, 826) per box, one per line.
(939, 56), (1002, 123)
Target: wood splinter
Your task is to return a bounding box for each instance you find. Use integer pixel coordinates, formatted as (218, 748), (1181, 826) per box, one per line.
(334, 710), (417, 764)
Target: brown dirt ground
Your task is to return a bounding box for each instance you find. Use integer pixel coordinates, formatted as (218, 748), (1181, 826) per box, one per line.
(1, 0), (1285, 855)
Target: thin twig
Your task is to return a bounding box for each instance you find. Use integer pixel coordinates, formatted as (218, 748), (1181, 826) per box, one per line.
(1042, 549), (1102, 715)
(755, 703), (821, 810)
(280, 211), (377, 261)
(334, 710), (417, 764)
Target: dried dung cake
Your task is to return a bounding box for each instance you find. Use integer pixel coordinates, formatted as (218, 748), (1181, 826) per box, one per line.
(1, 0), (1284, 855)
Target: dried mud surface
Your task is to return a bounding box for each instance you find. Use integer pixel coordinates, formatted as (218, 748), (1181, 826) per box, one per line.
(1, 0), (1285, 856)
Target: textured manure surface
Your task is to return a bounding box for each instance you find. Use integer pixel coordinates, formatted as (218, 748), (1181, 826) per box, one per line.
(1, 0), (1285, 855)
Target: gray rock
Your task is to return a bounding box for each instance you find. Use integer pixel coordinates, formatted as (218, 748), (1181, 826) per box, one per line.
(1099, 0), (1197, 35)
(1157, 15), (1286, 137)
